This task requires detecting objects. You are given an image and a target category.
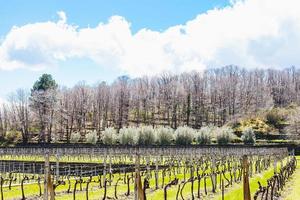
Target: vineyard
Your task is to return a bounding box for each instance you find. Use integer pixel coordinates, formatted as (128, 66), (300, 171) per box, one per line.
(0, 146), (297, 200)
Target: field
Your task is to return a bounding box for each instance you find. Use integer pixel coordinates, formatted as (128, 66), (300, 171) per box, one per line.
(0, 146), (297, 200)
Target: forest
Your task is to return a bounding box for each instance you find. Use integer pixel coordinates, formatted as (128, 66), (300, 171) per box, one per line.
(0, 66), (299, 200)
(1, 65), (300, 144)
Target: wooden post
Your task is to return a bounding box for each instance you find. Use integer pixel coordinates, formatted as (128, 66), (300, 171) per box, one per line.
(44, 151), (55, 200)
(0, 177), (4, 200)
(221, 178), (224, 200)
(273, 158), (277, 174)
(155, 157), (159, 190)
(190, 165), (195, 200)
(109, 154), (112, 186)
(103, 154), (107, 187)
(134, 153), (144, 200)
(249, 156), (253, 177)
(243, 155), (251, 200)
(146, 155), (150, 179)
(211, 157), (216, 193)
(44, 152), (49, 200)
(55, 153), (60, 183)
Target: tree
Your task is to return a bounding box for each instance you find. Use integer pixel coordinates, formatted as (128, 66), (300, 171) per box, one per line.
(73, 82), (91, 133)
(285, 107), (300, 139)
(9, 89), (31, 143)
(2, 66), (300, 144)
(30, 74), (58, 143)
(112, 76), (130, 130)
(0, 104), (6, 140)
(57, 87), (75, 143)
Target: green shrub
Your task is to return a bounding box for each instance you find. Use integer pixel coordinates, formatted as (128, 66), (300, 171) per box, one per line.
(5, 130), (22, 143)
(233, 117), (273, 136)
(196, 126), (214, 144)
(175, 126), (195, 145)
(101, 127), (118, 145)
(241, 127), (256, 144)
(157, 127), (174, 145)
(265, 109), (286, 129)
(85, 130), (98, 144)
(119, 127), (139, 145)
(137, 126), (156, 146)
(215, 127), (235, 145)
(70, 132), (81, 143)
(231, 137), (243, 143)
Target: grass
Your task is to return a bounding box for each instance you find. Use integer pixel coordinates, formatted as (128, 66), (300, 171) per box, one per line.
(1, 167), (238, 200)
(213, 165), (275, 200)
(212, 157), (292, 200)
(2, 156), (298, 200)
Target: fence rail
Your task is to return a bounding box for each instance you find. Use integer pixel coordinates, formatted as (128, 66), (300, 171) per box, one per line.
(0, 146), (290, 158)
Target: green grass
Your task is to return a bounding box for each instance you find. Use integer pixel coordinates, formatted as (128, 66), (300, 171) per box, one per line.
(2, 167), (233, 200)
(281, 156), (300, 200)
(213, 165), (275, 200)
(212, 157), (292, 200)
(2, 156), (298, 200)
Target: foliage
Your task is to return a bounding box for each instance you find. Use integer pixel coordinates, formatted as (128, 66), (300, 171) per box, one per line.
(196, 126), (214, 144)
(265, 109), (287, 130)
(175, 126), (195, 145)
(241, 127), (256, 144)
(32, 74), (58, 92)
(5, 130), (22, 143)
(101, 127), (118, 145)
(233, 117), (274, 136)
(85, 130), (98, 144)
(215, 127), (235, 145)
(156, 127), (174, 145)
(137, 126), (156, 146)
(119, 127), (139, 145)
(231, 137), (243, 144)
(70, 132), (81, 143)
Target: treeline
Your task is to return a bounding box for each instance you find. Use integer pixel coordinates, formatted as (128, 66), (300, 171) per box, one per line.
(0, 65), (300, 143)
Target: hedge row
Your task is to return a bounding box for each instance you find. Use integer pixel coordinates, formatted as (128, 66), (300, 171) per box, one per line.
(69, 125), (256, 145)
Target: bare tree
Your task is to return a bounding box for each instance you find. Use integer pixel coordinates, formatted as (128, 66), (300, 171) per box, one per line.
(9, 89), (31, 143)
(30, 74), (58, 143)
(2, 66), (300, 143)
(112, 76), (130, 130)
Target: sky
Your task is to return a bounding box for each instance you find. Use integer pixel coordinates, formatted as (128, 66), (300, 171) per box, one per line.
(1, 0), (300, 102)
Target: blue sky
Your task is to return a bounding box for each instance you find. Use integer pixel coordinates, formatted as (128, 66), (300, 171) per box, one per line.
(1, 0), (300, 101)
(0, 0), (229, 99)
(1, 0), (229, 35)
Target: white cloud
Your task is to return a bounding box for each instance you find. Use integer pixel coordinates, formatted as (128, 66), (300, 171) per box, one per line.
(1, 0), (300, 77)
(57, 11), (67, 24)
